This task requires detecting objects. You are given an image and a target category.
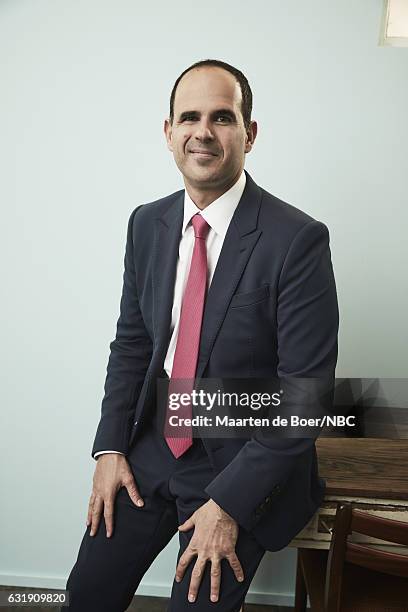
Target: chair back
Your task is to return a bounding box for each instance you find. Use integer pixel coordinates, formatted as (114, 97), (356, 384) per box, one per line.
(324, 502), (408, 611)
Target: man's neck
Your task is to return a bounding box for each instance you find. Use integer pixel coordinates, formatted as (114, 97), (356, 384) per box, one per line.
(184, 170), (243, 210)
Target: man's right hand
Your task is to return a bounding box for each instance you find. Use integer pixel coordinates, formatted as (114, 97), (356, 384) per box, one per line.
(86, 453), (144, 538)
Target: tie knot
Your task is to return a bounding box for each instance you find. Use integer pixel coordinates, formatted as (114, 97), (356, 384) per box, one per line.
(191, 214), (210, 239)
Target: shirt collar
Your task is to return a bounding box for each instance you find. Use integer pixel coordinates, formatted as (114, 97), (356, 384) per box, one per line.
(182, 170), (246, 239)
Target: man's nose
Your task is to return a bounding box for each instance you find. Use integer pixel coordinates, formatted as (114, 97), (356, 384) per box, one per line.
(194, 119), (215, 141)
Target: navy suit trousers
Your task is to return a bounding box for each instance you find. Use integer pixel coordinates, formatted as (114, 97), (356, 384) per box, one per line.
(65, 409), (266, 611)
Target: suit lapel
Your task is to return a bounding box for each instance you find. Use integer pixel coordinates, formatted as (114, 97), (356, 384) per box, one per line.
(152, 193), (183, 363)
(196, 171), (263, 377)
(151, 172), (263, 376)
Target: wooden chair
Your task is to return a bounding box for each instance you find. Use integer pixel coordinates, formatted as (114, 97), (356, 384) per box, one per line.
(294, 502), (408, 611)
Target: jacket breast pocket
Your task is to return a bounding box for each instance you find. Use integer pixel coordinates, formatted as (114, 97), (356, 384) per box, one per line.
(229, 284), (270, 308)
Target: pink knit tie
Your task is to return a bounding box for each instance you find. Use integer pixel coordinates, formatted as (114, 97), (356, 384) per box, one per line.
(164, 214), (210, 458)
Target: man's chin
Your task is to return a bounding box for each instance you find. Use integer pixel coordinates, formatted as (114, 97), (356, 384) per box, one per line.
(183, 166), (222, 188)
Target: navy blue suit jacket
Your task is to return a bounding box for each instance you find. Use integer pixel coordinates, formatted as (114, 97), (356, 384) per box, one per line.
(92, 170), (339, 551)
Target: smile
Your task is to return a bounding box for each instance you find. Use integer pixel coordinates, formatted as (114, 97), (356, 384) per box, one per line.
(189, 150), (217, 157)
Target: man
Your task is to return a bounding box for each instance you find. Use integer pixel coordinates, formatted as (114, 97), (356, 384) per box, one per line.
(65, 59), (339, 611)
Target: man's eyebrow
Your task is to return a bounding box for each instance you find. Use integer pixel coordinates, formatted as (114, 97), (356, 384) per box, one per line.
(177, 109), (237, 121)
(211, 108), (237, 120)
(178, 110), (200, 121)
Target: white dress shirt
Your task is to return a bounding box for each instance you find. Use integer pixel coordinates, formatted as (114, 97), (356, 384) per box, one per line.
(95, 170), (246, 458)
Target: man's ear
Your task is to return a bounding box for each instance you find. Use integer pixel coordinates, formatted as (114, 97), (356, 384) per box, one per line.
(164, 118), (173, 152)
(244, 120), (258, 154)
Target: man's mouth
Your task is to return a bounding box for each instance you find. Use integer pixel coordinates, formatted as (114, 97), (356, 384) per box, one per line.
(189, 149), (218, 157)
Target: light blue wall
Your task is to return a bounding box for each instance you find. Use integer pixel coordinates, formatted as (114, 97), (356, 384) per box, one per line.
(1, 0), (407, 606)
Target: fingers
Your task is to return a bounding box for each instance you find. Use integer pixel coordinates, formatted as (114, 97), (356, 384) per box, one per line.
(188, 555), (242, 603)
(187, 557), (207, 603)
(175, 548), (244, 603)
(86, 493), (95, 527)
(124, 477), (144, 508)
(178, 515), (195, 531)
(175, 546), (196, 584)
(88, 495), (114, 538)
(89, 496), (103, 537)
(227, 552), (245, 583)
(103, 497), (115, 538)
(87, 455), (144, 539)
(209, 558), (221, 603)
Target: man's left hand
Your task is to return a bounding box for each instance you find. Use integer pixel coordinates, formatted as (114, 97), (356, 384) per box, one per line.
(175, 498), (244, 603)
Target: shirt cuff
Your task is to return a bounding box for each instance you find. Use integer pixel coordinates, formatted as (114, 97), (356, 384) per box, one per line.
(94, 450), (125, 459)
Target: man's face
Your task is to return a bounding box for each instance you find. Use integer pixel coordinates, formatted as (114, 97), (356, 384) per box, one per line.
(164, 67), (257, 191)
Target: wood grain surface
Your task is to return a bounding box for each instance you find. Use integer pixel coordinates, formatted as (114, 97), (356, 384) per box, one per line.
(316, 438), (408, 500)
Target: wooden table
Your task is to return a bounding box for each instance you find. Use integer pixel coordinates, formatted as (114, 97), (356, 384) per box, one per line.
(290, 438), (408, 554)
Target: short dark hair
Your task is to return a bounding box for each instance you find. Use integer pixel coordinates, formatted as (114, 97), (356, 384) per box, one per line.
(169, 59), (253, 132)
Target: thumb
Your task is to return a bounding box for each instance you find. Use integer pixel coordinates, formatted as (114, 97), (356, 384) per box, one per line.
(178, 516), (195, 531)
(124, 478), (144, 508)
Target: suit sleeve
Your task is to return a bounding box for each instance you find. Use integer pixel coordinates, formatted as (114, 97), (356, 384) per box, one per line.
(91, 206), (153, 459)
(204, 220), (339, 530)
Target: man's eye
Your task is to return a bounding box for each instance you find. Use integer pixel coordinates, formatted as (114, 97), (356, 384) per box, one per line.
(182, 115), (196, 122)
(215, 115), (231, 123)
